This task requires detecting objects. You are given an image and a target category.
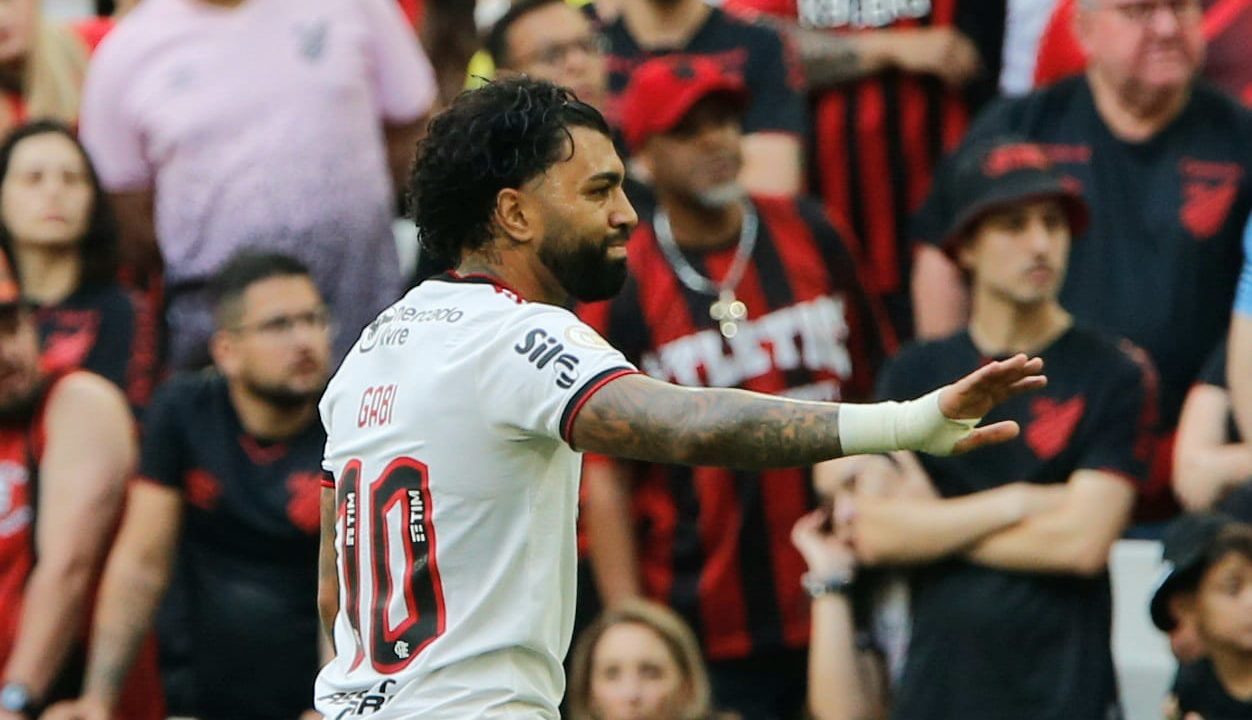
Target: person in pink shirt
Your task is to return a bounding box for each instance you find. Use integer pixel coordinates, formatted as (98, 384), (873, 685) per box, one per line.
(79, 0), (436, 368)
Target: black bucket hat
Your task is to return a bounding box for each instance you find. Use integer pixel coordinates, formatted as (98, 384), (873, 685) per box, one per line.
(939, 136), (1090, 257)
(1149, 512), (1236, 632)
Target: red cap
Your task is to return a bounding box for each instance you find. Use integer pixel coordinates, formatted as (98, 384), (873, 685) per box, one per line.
(620, 55), (749, 153)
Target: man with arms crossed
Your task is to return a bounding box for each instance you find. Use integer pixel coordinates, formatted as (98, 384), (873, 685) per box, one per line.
(313, 78), (1043, 719)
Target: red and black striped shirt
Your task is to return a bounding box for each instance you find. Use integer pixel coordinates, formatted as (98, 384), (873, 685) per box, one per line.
(577, 195), (891, 659)
(725, 0), (1004, 339)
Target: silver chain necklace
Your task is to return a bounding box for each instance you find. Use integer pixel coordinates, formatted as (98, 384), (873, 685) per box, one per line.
(652, 202), (758, 339)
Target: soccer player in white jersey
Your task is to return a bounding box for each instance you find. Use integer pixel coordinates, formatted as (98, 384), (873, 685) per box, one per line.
(312, 78), (1047, 719)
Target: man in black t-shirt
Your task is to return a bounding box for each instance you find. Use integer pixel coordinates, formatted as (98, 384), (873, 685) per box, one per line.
(846, 137), (1156, 719)
(46, 252), (333, 720)
(1174, 338), (1252, 522)
(911, 0), (1252, 519)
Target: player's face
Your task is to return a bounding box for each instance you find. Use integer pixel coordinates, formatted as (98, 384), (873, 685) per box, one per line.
(1, 132), (94, 250)
(0, 308), (42, 419)
(1079, 0), (1204, 101)
(642, 96), (745, 209)
(218, 275), (331, 408)
(961, 199), (1072, 307)
(531, 126), (636, 302)
(505, 4), (607, 110)
(589, 622), (691, 720)
(1194, 552), (1252, 653)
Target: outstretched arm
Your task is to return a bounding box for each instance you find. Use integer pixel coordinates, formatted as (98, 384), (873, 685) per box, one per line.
(572, 355), (1045, 468)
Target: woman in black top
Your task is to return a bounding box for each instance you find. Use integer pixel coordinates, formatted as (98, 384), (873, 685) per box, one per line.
(0, 120), (158, 409)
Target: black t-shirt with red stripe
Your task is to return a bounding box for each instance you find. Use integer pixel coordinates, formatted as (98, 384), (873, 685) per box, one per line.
(577, 195), (889, 661)
(915, 76), (1252, 431)
(141, 371), (325, 720)
(600, 7), (806, 141)
(726, 0), (1005, 339)
(878, 325), (1154, 720)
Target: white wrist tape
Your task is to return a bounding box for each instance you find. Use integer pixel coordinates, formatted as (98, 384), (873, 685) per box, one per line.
(837, 389), (981, 456)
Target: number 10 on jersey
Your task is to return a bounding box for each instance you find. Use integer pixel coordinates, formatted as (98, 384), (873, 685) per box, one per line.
(337, 457), (446, 673)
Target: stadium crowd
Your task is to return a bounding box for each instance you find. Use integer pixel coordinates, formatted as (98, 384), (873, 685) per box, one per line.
(0, 0), (1251, 718)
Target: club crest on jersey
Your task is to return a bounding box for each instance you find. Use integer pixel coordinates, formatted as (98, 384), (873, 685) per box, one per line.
(515, 328), (581, 389)
(0, 460), (31, 538)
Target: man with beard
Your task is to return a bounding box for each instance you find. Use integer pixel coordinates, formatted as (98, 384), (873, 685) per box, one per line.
(576, 55), (891, 718)
(43, 251), (333, 720)
(0, 252), (158, 719)
(308, 77), (1044, 720)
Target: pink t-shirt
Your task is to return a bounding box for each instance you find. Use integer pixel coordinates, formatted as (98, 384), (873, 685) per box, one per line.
(80, 0), (436, 364)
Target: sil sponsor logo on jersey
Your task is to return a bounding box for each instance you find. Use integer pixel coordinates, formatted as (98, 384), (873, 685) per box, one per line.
(514, 327), (592, 389)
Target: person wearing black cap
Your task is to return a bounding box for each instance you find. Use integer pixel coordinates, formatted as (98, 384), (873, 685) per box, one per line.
(1151, 513), (1252, 719)
(0, 249), (161, 720)
(827, 136), (1160, 719)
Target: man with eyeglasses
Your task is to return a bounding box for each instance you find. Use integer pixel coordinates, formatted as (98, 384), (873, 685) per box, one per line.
(913, 0), (1252, 523)
(487, 0), (609, 115)
(44, 251), (334, 720)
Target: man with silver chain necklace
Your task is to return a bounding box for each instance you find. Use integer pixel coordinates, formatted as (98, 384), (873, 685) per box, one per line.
(576, 54), (893, 719)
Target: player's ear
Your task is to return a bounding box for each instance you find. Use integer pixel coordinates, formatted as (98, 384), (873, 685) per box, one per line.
(209, 329), (240, 377)
(494, 187), (539, 246)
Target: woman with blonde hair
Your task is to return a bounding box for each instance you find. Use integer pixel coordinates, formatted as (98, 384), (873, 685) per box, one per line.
(568, 599), (724, 720)
(0, 0), (102, 134)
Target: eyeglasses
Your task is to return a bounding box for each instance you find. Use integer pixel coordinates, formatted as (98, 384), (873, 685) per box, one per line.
(1101, 0), (1201, 24)
(230, 307), (331, 338)
(519, 34), (608, 68)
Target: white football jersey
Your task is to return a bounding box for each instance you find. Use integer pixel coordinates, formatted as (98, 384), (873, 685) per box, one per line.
(314, 274), (635, 719)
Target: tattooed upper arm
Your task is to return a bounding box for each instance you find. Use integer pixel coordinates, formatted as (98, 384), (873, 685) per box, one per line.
(571, 373), (845, 469)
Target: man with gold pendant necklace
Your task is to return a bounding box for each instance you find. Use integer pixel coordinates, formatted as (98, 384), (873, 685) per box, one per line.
(576, 54), (895, 719)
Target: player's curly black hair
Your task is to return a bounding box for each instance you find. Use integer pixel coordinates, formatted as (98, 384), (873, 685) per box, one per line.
(407, 78), (611, 264)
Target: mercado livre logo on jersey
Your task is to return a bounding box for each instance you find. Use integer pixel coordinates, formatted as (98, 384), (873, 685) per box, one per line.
(515, 328), (582, 389)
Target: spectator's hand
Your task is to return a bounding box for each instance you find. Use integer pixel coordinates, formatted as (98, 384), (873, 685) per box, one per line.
(889, 27), (982, 86)
(939, 354), (1046, 454)
(791, 508), (856, 581)
(38, 698), (109, 720)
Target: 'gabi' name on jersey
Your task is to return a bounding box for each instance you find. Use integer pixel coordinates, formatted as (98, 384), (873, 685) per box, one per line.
(641, 295), (852, 391)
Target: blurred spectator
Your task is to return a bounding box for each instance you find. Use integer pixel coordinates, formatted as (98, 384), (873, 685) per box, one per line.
(601, 0), (806, 196)
(1000, 0), (1061, 96)
(79, 0), (437, 368)
(869, 138), (1155, 719)
(488, 0), (607, 112)
(0, 251), (160, 720)
(1150, 513), (1252, 719)
(912, 0), (1252, 519)
(1174, 338), (1252, 519)
(791, 453), (932, 720)
(724, 0), (1005, 339)
(421, 0), (478, 105)
(1035, 0), (1252, 105)
(578, 55), (889, 719)
(566, 599), (722, 720)
(44, 252), (332, 720)
(0, 0), (94, 135)
(0, 121), (157, 410)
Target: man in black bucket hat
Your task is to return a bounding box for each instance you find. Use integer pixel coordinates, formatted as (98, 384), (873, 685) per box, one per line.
(836, 135), (1160, 719)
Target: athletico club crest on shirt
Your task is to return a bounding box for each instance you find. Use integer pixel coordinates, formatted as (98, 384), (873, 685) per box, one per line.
(1179, 158), (1243, 240)
(799, 0), (931, 28)
(1025, 396), (1086, 461)
(0, 460), (31, 537)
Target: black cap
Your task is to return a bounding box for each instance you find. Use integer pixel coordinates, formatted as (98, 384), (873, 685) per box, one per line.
(1149, 512), (1236, 632)
(939, 136), (1089, 257)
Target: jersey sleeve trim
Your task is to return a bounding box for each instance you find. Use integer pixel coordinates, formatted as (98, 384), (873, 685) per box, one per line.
(320, 469), (335, 489)
(560, 367), (640, 449)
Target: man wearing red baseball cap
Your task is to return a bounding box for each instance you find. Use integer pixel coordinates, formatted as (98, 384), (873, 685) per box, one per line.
(577, 54), (892, 718)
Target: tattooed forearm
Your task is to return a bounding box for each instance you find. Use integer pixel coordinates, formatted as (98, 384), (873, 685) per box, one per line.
(753, 15), (873, 88)
(573, 374), (844, 469)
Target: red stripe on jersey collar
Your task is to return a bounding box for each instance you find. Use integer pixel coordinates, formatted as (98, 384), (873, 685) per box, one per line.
(443, 270), (528, 303)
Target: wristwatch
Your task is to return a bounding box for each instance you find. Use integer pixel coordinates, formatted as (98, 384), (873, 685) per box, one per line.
(0, 683), (38, 717)
(802, 571), (854, 598)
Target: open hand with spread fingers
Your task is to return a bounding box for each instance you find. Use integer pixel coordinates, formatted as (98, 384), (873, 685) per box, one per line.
(940, 353), (1046, 455)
